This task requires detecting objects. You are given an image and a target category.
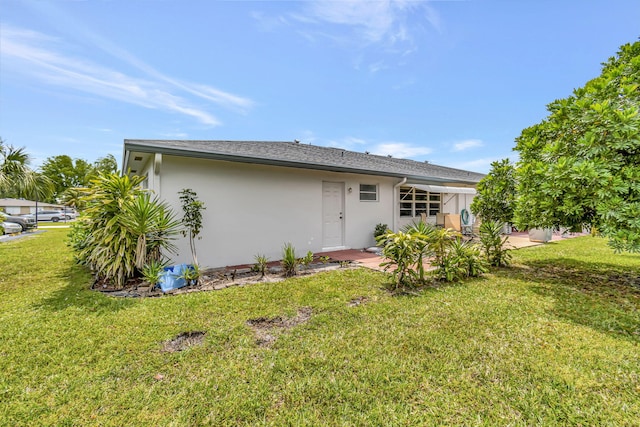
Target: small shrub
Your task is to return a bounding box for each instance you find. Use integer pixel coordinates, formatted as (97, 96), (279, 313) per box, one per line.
(180, 264), (200, 285)
(299, 251), (314, 269)
(449, 239), (488, 279)
(141, 259), (167, 287)
(319, 256), (330, 264)
(377, 230), (421, 289)
(374, 223), (389, 240)
(479, 220), (512, 267)
(402, 221), (436, 282)
(281, 243), (299, 277)
(253, 254), (269, 278)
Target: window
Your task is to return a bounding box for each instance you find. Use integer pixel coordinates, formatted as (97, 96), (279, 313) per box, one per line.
(399, 186), (441, 217)
(359, 184), (378, 201)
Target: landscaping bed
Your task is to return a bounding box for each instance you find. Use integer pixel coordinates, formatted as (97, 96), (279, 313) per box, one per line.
(93, 260), (354, 297)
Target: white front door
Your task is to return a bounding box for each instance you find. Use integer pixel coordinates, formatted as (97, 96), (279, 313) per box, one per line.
(322, 181), (344, 248)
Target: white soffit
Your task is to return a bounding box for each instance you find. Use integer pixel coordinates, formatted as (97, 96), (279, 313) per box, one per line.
(410, 184), (477, 195)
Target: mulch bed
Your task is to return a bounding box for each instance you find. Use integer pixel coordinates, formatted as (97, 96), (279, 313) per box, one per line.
(93, 260), (355, 298)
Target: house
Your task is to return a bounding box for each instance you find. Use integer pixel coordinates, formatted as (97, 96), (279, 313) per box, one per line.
(0, 198), (65, 215)
(122, 140), (485, 268)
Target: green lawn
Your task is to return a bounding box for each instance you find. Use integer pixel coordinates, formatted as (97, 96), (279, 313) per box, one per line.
(1, 230), (639, 426)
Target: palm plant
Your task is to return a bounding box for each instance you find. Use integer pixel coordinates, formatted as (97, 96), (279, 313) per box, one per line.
(0, 139), (54, 200)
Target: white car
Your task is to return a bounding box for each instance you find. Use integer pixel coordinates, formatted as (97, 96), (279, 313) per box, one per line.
(2, 221), (22, 234)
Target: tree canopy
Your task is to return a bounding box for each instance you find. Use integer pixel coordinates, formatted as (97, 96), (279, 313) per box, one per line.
(514, 41), (640, 252)
(41, 155), (94, 202)
(470, 158), (517, 224)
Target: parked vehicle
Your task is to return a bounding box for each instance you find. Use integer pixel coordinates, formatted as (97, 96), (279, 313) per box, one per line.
(2, 221), (22, 234)
(25, 210), (68, 222)
(4, 214), (37, 231)
(61, 209), (77, 220)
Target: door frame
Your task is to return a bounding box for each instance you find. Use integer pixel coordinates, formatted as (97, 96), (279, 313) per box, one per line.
(321, 181), (345, 249)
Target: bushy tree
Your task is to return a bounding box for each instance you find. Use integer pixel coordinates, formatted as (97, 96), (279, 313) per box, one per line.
(514, 41), (640, 252)
(470, 159), (517, 224)
(41, 155), (93, 202)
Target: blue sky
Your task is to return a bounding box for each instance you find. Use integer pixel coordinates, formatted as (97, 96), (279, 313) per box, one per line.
(1, 1), (638, 173)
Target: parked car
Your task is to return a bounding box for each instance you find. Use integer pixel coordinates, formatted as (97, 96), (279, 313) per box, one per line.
(61, 209), (77, 220)
(25, 210), (68, 222)
(2, 221), (22, 235)
(4, 214), (37, 231)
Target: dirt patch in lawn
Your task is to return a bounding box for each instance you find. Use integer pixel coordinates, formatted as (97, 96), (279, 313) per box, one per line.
(247, 307), (313, 347)
(161, 331), (206, 353)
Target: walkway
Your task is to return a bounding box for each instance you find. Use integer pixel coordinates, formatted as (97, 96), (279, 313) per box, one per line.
(317, 231), (588, 272)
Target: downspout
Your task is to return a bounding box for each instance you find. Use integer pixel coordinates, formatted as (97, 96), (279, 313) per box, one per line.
(393, 177), (407, 231)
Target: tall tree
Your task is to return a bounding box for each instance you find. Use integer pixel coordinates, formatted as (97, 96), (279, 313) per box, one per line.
(514, 41), (640, 252)
(93, 154), (119, 176)
(40, 155), (93, 202)
(470, 158), (517, 224)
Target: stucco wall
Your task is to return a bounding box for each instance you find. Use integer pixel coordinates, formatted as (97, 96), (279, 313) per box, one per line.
(156, 155), (397, 268)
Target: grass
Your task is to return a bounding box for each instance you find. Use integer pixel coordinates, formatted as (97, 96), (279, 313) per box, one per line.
(0, 229), (639, 426)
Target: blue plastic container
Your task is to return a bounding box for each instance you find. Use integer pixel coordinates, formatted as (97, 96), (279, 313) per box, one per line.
(159, 264), (190, 292)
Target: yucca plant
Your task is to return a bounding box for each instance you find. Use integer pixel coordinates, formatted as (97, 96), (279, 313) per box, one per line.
(141, 259), (167, 288)
(69, 172), (180, 288)
(118, 192), (180, 269)
(281, 243), (299, 277)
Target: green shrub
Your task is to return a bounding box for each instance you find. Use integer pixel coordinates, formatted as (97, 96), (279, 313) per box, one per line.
(299, 250), (314, 269)
(281, 243), (299, 277)
(402, 221), (436, 282)
(374, 223), (389, 240)
(69, 173), (180, 288)
(479, 220), (512, 267)
(253, 254), (269, 278)
(141, 259), (167, 287)
(448, 239), (488, 279)
(377, 230), (422, 288)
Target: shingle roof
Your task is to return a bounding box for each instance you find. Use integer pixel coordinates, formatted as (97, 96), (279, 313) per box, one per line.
(124, 139), (485, 185)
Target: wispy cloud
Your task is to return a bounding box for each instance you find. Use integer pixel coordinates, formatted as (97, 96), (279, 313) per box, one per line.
(298, 1), (423, 45)
(371, 142), (432, 158)
(0, 25), (254, 126)
(452, 139), (484, 152)
(258, 0), (441, 72)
